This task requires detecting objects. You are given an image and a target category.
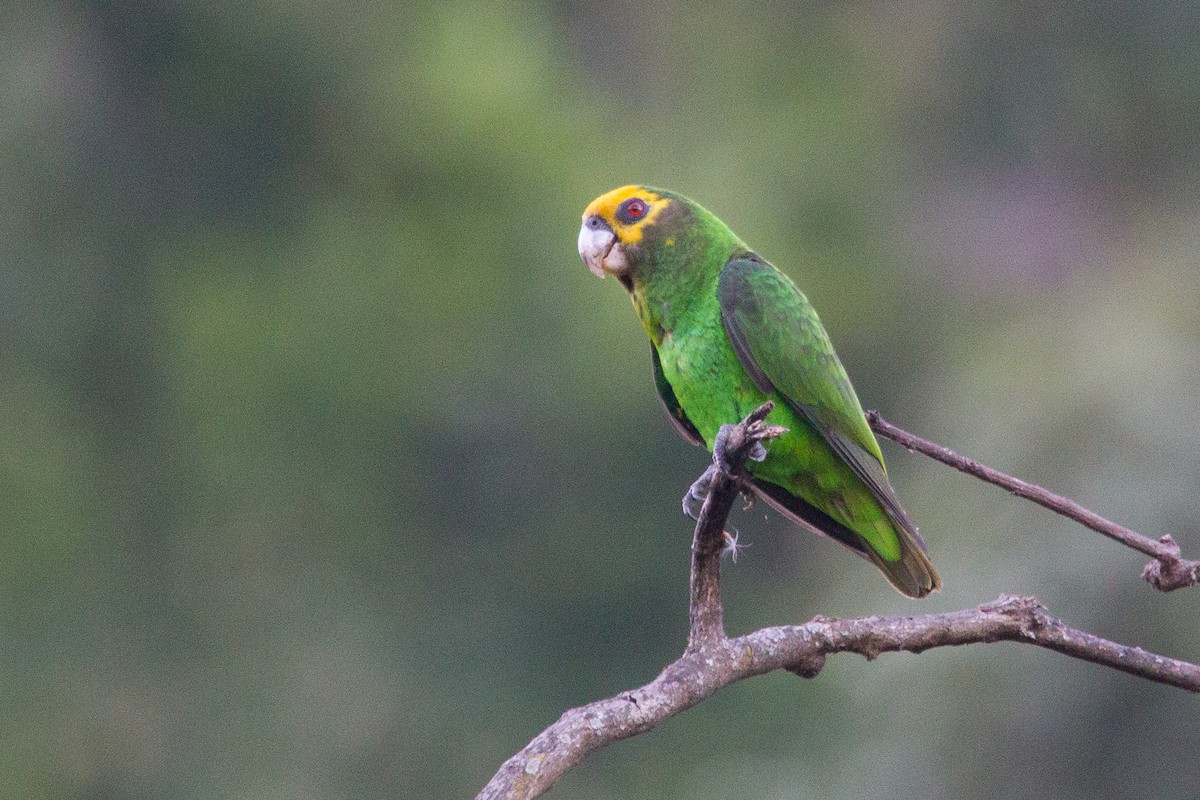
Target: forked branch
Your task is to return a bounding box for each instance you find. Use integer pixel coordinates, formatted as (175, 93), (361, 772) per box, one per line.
(477, 405), (1200, 800)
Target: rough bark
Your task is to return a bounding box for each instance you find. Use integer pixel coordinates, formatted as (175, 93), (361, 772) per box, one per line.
(477, 406), (1200, 800)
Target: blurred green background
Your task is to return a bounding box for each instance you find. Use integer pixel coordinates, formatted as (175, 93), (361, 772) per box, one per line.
(5, 2), (1200, 798)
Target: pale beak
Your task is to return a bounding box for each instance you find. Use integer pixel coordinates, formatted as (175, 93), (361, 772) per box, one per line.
(578, 216), (628, 279)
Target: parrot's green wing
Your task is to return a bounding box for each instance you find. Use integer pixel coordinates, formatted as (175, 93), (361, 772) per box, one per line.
(718, 256), (937, 594)
(719, 257), (882, 460)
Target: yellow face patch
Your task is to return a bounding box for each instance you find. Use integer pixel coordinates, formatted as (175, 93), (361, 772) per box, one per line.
(582, 186), (671, 245)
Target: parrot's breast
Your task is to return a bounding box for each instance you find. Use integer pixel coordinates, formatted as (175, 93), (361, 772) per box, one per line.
(656, 317), (765, 449)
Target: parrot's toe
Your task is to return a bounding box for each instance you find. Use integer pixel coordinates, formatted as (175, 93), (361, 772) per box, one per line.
(682, 464), (718, 519)
(712, 423), (738, 477)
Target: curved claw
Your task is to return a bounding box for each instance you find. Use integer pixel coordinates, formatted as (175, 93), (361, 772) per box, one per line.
(682, 464), (718, 519)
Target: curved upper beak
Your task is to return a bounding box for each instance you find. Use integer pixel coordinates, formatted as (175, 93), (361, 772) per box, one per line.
(578, 215), (626, 279)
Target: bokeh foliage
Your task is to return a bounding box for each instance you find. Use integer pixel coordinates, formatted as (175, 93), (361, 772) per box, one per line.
(4, 2), (1199, 798)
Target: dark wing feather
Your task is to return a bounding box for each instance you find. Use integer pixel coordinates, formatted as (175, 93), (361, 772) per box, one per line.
(750, 478), (872, 560)
(819, 424), (930, 550)
(651, 344), (704, 447)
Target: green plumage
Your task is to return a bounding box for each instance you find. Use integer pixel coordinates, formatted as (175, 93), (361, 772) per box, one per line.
(586, 186), (940, 598)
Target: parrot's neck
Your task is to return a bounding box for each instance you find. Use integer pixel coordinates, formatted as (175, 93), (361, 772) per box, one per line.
(626, 205), (745, 346)
(630, 249), (742, 347)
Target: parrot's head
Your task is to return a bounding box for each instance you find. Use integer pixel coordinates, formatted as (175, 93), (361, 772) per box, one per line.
(578, 185), (682, 284)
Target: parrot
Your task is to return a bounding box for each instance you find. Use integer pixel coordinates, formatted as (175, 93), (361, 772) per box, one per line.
(577, 185), (940, 598)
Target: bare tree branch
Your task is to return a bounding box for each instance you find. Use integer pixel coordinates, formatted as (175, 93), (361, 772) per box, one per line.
(687, 401), (784, 647)
(477, 597), (1199, 800)
(477, 405), (1200, 800)
(865, 411), (1200, 591)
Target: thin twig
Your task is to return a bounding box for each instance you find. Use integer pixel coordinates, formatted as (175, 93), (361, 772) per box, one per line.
(866, 411), (1200, 591)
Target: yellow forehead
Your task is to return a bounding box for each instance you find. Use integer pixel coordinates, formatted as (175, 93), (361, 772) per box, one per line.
(582, 185), (670, 244)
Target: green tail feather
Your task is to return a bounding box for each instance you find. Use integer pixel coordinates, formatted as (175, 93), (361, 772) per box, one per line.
(752, 478), (941, 598)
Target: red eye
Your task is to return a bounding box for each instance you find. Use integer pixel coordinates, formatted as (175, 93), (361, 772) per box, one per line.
(618, 198), (647, 223)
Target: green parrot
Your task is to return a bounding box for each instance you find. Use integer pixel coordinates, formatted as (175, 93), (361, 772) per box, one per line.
(578, 185), (940, 598)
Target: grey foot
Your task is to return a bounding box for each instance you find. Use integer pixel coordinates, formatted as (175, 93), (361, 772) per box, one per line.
(682, 464), (718, 520)
(712, 424), (768, 477)
(685, 403), (783, 520)
(683, 461), (758, 520)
